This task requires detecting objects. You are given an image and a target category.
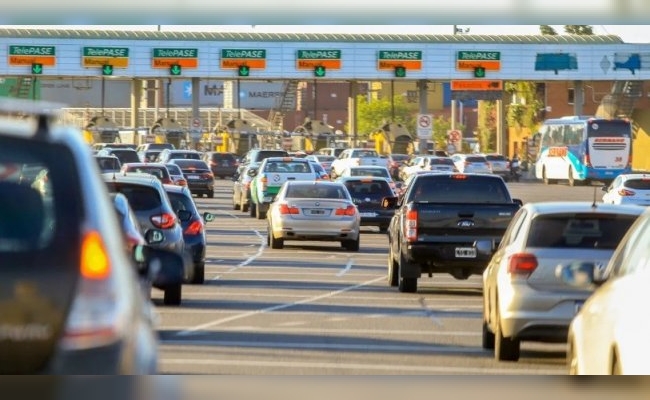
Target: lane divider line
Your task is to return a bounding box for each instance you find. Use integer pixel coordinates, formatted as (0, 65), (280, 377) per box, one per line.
(336, 257), (354, 277)
(211, 211), (266, 280)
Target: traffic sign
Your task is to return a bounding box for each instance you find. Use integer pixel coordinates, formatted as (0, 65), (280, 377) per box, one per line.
(238, 65), (250, 77)
(31, 63), (43, 75)
(102, 64), (113, 76)
(416, 113), (433, 139)
(297, 50), (342, 70)
(394, 66), (406, 78)
(456, 51), (501, 71)
(192, 118), (202, 128)
(448, 129), (462, 143)
(450, 80), (503, 91)
(474, 66), (486, 78)
(9, 45), (56, 66)
(82, 47), (129, 68)
(221, 49), (267, 70)
(152, 48), (198, 69)
(314, 66), (326, 77)
(377, 50), (422, 71)
(169, 64), (182, 76)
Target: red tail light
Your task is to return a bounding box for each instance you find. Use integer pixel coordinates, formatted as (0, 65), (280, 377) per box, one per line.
(162, 177), (173, 185)
(451, 174), (468, 180)
(335, 205), (357, 216)
(202, 172), (214, 179)
(405, 209), (418, 242)
(583, 154), (591, 167)
(184, 219), (203, 235)
(279, 203), (299, 215)
(618, 188), (635, 196)
(177, 179), (187, 187)
(151, 212), (176, 229)
(508, 253), (538, 276)
(261, 175), (268, 190)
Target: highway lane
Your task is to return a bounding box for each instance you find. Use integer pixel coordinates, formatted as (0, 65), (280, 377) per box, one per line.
(154, 178), (602, 374)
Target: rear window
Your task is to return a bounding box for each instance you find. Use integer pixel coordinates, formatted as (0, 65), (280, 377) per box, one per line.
(625, 179), (650, 190)
(486, 155), (507, 161)
(146, 143), (174, 150)
(408, 175), (510, 204)
(169, 152), (201, 160)
(0, 139), (82, 253)
(165, 164), (182, 175)
(285, 184), (349, 199)
(391, 154), (410, 162)
(105, 183), (162, 211)
(210, 153), (236, 161)
(351, 168), (389, 177)
(527, 213), (638, 249)
(95, 156), (121, 172)
(316, 155), (336, 162)
(144, 151), (161, 162)
(344, 180), (393, 198)
(126, 166), (168, 180)
(429, 158), (455, 166)
(167, 191), (197, 214)
(466, 156), (488, 163)
(254, 151), (288, 162)
(111, 149), (140, 164)
(173, 160), (210, 170)
(264, 161), (311, 173)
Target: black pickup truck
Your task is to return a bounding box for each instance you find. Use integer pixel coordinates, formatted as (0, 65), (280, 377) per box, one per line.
(384, 173), (523, 293)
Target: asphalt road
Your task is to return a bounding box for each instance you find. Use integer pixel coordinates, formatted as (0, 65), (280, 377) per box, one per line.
(154, 178), (604, 374)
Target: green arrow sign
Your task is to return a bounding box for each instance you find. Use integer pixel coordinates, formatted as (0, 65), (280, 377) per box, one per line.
(394, 66), (406, 78)
(314, 66), (326, 77)
(238, 65), (250, 77)
(102, 64), (114, 76)
(31, 63), (43, 75)
(474, 66), (486, 78)
(170, 64), (181, 76)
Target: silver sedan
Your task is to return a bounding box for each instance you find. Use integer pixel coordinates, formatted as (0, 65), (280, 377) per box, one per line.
(266, 181), (360, 251)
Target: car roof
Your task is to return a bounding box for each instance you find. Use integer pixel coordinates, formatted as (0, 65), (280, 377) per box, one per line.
(337, 176), (391, 182)
(162, 183), (190, 194)
(264, 156), (308, 162)
(285, 180), (345, 187)
(101, 171), (162, 186)
(123, 162), (167, 168)
(523, 201), (647, 217)
(619, 173), (650, 181)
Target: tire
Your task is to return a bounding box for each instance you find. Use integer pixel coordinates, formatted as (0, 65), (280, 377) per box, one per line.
(233, 195), (240, 210)
(249, 202), (256, 218)
(567, 339), (578, 375)
(241, 193), (249, 213)
(343, 236), (360, 251)
(495, 304), (520, 361)
(397, 251), (417, 293)
(190, 263), (205, 284)
(482, 321), (495, 350)
(387, 245), (399, 287)
(269, 224), (283, 249)
(568, 168), (578, 187)
(256, 205), (266, 220)
(379, 225), (389, 234)
(611, 351), (622, 375)
(207, 191), (214, 198)
(163, 284), (182, 306)
(542, 167), (551, 185)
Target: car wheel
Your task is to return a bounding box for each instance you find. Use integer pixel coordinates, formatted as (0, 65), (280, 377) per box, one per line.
(190, 263), (205, 285)
(269, 224), (283, 249)
(387, 245), (399, 287)
(163, 284), (182, 306)
(482, 320), (495, 350)
(256, 205), (266, 220)
(233, 196), (240, 210)
(542, 167), (550, 185)
(568, 168), (577, 187)
(241, 195), (249, 213)
(249, 202), (256, 218)
(397, 251), (417, 293)
(567, 339), (579, 375)
(343, 236), (360, 251)
(379, 225), (389, 234)
(495, 304), (520, 361)
(207, 191), (214, 198)
(611, 351), (622, 375)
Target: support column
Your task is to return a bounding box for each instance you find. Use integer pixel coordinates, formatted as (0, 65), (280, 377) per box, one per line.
(573, 80), (584, 116)
(496, 99), (504, 155)
(347, 81), (358, 147)
(418, 79), (429, 155)
(130, 79), (142, 145)
(191, 77), (201, 148)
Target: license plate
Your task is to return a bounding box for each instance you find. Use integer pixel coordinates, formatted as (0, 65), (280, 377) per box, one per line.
(575, 301), (585, 315)
(309, 209), (325, 215)
(455, 247), (477, 258)
(359, 212), (377, 217)
(222, 162), (229, 166)
(188, 175), (199, 179)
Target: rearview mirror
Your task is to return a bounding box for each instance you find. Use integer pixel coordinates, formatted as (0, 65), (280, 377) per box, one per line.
(513, 198), (523, 207)
(247, 169), (257, 177)
(601, 185), (608, 192)
(203, 212), (215, 223)
(144, 228), (165, 245)
(381, 196), (398, 209)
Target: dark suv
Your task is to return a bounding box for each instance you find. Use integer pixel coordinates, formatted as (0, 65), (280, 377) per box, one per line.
(338, 176), (396, 232)
(0, 99), (182, 374)
(202, 151), (238, 179)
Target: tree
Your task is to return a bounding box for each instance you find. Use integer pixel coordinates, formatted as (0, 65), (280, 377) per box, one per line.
(477, 101), (497, 153)
(353, 94), (415, 138)
(564, 25), (594, 35)
(539, 25), (557, 35)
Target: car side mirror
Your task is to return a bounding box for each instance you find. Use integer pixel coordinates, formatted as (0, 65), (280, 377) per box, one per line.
(513, 198), (523, 207)
(177, 209), (192, 222)
(555, 261), (608, 287)
(203, 212), (215, 223)
(144, 228), (165, 245)
(601, 185), (608, 192)
(381, 196), (398, 209)
(248, 169), (257, 177)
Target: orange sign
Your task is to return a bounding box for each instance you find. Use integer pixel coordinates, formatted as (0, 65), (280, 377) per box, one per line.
(220, 59), (267, 69)
(152, 58), (198, 68)
(296, 59), (342, 69)
(548, 147), (568, 157)
(450, 80), (503, 91)
(456, 60), (501, 71)
(9, 56), (56, 66)
(377, 60), (422, 70)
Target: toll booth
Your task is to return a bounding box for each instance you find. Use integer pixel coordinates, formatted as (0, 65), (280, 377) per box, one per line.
(291, 119), (335, 153)
(213, 118), (259, 156)
(84, 116), (120, 145)
(150, 117), (187, 149)
(371, 122), (414, 155)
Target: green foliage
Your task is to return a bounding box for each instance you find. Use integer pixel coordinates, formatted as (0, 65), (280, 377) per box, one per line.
(504, 82), (543, 130)
(477, 101), (496, 153)
(539, 25), (558, 35)
(355, 94), (415, 138)
(432, 115), (463, 148)
(564, 25), (594, 35)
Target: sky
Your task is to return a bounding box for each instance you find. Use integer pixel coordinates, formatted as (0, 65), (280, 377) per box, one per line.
(4, 25), (650, 44)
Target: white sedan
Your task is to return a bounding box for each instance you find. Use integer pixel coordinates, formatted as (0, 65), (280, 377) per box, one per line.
(563, 206), (650, 374)
(602, 173), (650, 206)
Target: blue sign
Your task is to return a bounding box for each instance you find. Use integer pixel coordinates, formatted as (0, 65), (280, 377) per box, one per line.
(535, 53), (578, 74)
(613, 53), (641, 74)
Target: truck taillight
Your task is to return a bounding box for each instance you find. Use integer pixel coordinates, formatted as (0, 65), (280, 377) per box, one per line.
(405, 209), (418, 242)
(508, 253), (538, 277)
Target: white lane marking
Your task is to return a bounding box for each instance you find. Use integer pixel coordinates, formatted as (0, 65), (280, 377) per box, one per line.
(212, 230), (266, 280)
(336, 257), (354, 277)
(419, 297), (444, 328)
(275, 321), (306, 327)
(326, 317), (348, 322)
(161, 327), (481, 336)
(160, 357), (560, 375)
(177, 276), (385, 336)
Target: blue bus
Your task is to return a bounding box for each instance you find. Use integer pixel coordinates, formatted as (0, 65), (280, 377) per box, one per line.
(534, 116), (632, 186)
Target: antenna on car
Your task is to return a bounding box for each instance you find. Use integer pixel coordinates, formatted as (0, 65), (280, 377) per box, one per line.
(591, 186), (598, 209)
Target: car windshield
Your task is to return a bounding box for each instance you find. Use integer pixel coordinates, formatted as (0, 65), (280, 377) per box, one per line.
(351, 168), (389, 177)
(466, 156), (488, 163)
(429, 158), (455, 166)
(526, 214), (638, 249)
(127, 166), (165, 180)
(486, 155), (507, 162)
(285, 184), (349, 199)
(96, 157), (121, 172)
(170, 152), (201, 160)
(105, 183), (162, 211)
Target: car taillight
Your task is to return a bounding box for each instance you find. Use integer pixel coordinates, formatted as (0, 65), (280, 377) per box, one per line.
(202, 172), (214, 179)
(618, 188), (636, 196)
(184, 219), (203, 235)
(508, 253), (538, 276)
(261, 175), (268, 190)
(177, 179), (187, 187)
(335, 205), (357, 216)
(60, 230), (124, 350)
(405, 209), (418, 242)
(279, 203), (300, 215)
(151, 212), (176, 229)
(163, 177), (173, 185)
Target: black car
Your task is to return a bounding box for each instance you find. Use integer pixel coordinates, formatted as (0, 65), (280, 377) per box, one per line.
(164, 184), (215, 284)
(170, 159), (215, 198)
(97, 148), (141, 166)
(339, 177), (396, 233)
(0, 100), (182, 374)
(202, 151), (239, 179)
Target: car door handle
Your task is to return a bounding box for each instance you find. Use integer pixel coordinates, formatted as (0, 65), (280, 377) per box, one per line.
(287, 177), (295, 180)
